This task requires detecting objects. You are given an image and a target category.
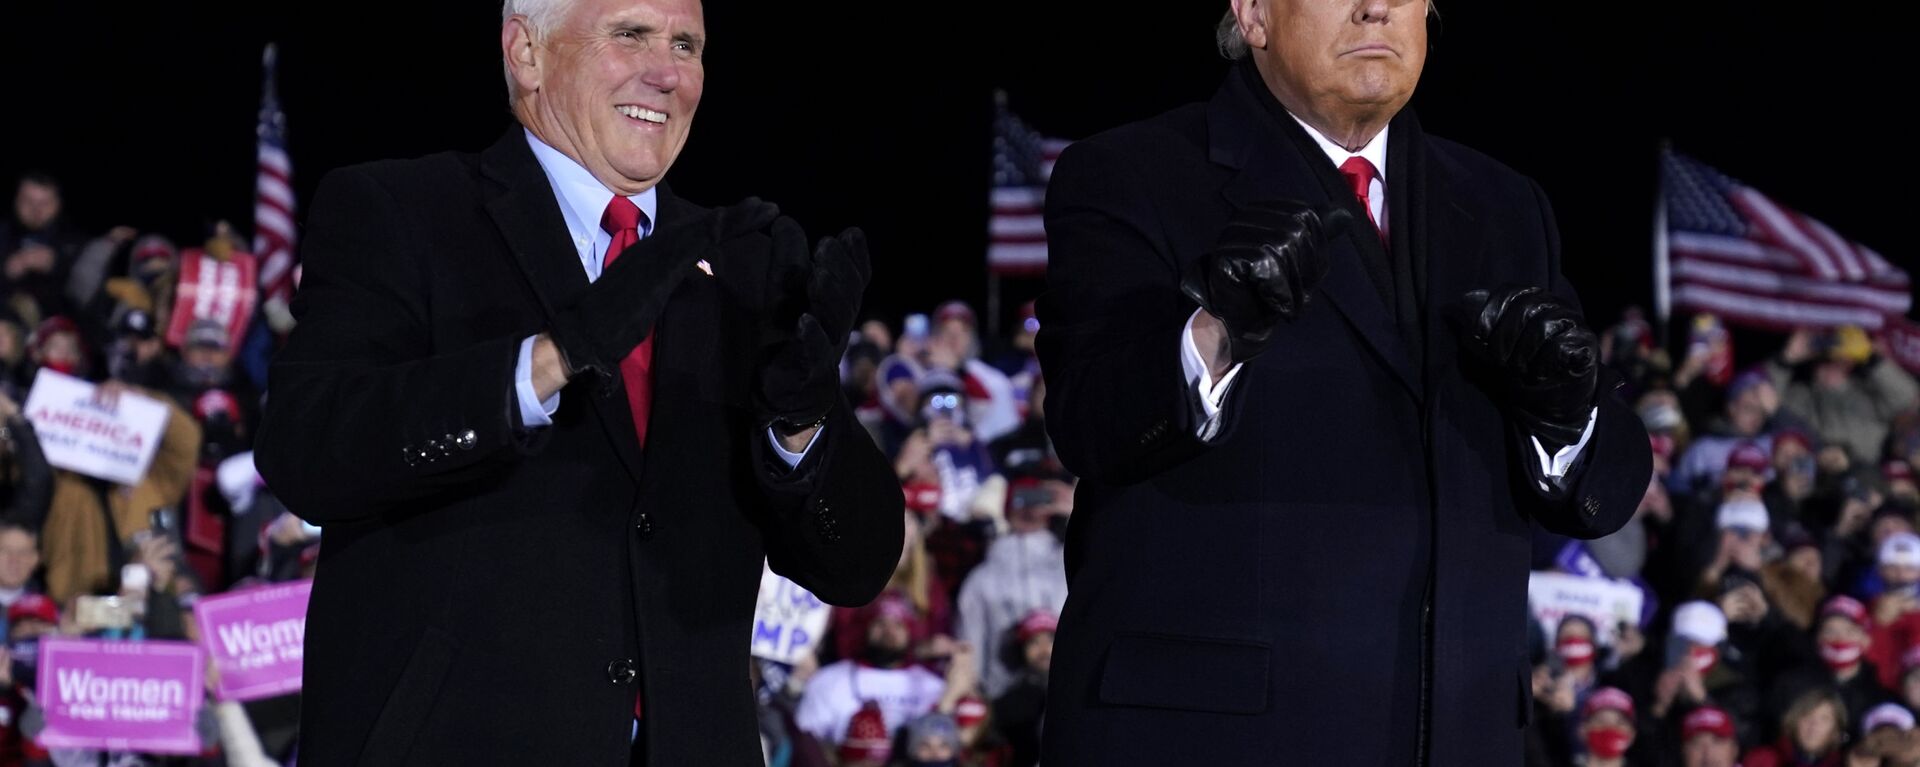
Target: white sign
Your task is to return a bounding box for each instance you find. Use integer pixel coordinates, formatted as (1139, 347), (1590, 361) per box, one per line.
(23, 370), (170, 486)
(750, 563), (832, 665)
(1527, 571), (1646, 647)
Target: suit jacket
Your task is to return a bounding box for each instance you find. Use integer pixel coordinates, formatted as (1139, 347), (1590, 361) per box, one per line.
(1035, 61), (1653, 766)
(254, 128), (904, 766)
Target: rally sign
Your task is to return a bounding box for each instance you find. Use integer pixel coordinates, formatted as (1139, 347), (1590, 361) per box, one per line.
(34, 638), (205, 755)
(164, 247), (257, 352)
(23, 370), (170, 485)
(192, 580), (310, 701)
(1527, 571), (1646, 648)
(750, 563), (832, 665)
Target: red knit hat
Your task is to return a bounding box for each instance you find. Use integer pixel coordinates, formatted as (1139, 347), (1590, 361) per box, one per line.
(839, 701), (891, 763)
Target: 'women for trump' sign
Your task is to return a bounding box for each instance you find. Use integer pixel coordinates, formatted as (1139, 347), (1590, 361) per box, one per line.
(34, 638), (205, 754)
(193, 579), (311, 701)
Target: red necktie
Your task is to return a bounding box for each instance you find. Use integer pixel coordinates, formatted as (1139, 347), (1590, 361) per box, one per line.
(600, 196), (655, 452)
(605, 197), (653, 722)
(1338, 156), (1385, 244)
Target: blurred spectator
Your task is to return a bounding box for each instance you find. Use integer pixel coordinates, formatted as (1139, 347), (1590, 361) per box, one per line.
(3, 593), (57, 693)
(987, 376), (1061, 484)
(954, 477), (1068, 698)
(0, 525), (41, 642)
(1747, 688), (1849, 767)
(798, 592), (948, 750)
(991, 609), (1053, 767)
(924, 302), (1019, 445)
(1768, 327), (1920, 464)
(1688, 494), (1772, 601)
(897, 712), (963, 767)
(1763, 531), (1828, 631)
(993, 301), (1042, 421)
(830, 513), (953, 665)
(1578, 687), (1638, 767)
(1854, 703), (1919, 765)
(0, 310), (28, 396)
(1641, 603), (1730, 724)
(876, 313), (931, 452)
(1888, 461), (1920, 508)
(1680, 705), (1740, 767)
(1769, 596), (1892, 740)
(1718, 570), (1807, 708)
(39, 381), (201, 604)
(0, 173), (84, 321)
(1672, 372), (1782, 500)
(1766, 429), (1821, 534)
(0, 391), (51, 530)
(27, 316), (86, 380)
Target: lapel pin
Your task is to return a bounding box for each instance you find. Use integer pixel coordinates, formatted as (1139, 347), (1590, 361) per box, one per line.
(696, 259), (713, 277)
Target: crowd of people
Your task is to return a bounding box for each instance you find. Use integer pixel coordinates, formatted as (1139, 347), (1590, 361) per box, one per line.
(756, 299), (1066, 767)
(6, 155), (1920, 767)
(0, 172), (307, 766)
(1528, 311), (1920, 767)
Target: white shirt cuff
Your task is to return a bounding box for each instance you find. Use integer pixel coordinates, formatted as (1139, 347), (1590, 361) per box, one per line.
(767, 425), (822, 469)
(1532, 406), (1600, 490)
(1182, 310), (1243, 441)
(515, 335), (561, 429)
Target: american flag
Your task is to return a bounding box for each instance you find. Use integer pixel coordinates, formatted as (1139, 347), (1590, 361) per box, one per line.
(1661, 149), (1909, 331)
(254, 44), (298, 314)
(988, 93), (1069, 275)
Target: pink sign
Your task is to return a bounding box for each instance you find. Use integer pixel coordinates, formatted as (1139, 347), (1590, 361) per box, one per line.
(192, 580), (311, 702)
(34, 638), (206, 755)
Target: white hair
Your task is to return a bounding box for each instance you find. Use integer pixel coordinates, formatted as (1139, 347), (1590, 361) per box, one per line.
(502, 0), (575, 100)
(1216, 11), (1250, 61)
(1217, 2), (1438, 61)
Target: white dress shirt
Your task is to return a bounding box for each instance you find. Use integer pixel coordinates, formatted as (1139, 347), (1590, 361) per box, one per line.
(1179, 119), (1595, 483)
(513, 129), (814, 465)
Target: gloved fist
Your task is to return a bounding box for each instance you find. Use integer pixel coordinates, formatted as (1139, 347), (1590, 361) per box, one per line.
(549, 197), (779, 381)
(758, 219), (870, 431)
(1455, 285), (1599, 448)
(1180, 200), (1350, 363)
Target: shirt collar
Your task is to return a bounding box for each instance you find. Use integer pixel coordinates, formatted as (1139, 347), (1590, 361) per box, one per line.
(1288, 115), (1390, 184)
(523, 128), (658, 239)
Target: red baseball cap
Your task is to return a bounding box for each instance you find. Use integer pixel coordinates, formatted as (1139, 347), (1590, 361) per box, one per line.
(1583, 687), (1635, 721)
(1016, 609), (1059, 644)
(1726, 443), (1770, 473)
(1822, 595), (1871, 629)
(7, 593), (58, 625)
(1683, 706), (1735, 741)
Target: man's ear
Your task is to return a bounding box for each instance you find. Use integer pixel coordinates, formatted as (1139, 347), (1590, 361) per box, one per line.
(503, 16), (543, 96)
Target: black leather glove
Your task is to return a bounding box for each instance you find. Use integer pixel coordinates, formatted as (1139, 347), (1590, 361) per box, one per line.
(1455, 285), (1600, 448)
(548, 197), (778, 381)
(758, 219), (870, 432)
(1180, 200), (1350, 363)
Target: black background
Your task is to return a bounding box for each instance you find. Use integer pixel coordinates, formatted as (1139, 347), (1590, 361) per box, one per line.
(7, 2), (1911, 339)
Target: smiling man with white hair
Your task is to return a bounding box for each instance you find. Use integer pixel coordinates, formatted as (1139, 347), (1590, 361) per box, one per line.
(255, 0), (905, 763)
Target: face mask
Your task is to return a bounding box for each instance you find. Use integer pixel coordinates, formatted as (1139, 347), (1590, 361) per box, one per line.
(908, 760), (958, 767)
(1585, 726), (1632, 759)
(44, 361), (77, 376)
(1820, 639), (1864, 670)
(1556, 636), (1596, 668)
(1690, 644), (1719, 674)
(178, 361), (229, 389)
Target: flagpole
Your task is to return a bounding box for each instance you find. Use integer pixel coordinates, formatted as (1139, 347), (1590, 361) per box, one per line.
(1652, 139), (1672, 349)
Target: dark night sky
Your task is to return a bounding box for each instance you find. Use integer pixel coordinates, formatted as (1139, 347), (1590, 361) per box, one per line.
(7, 2), (1911, 340)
